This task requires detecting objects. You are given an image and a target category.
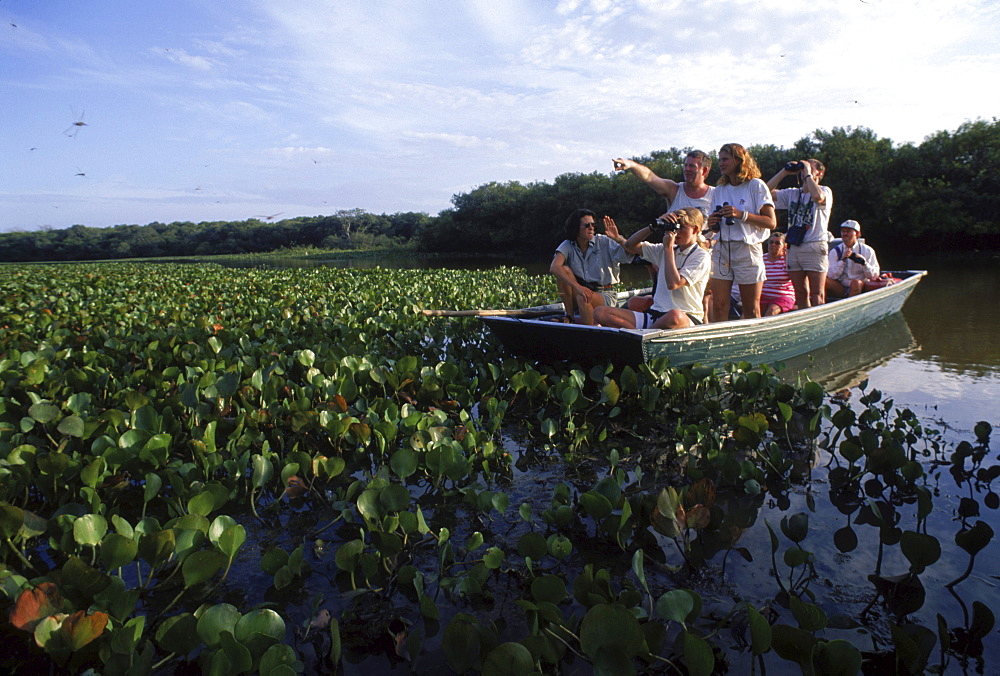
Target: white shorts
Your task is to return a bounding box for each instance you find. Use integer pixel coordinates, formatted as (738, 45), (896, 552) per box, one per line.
(711, 240), (765, 285)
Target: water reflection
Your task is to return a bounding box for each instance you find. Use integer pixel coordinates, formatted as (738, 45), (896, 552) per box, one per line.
(897, 257), (1000, 375)
(779, 313), (916, 391)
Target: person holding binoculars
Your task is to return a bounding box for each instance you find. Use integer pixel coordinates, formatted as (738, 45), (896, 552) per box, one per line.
(705, 143), (776, 322)
(767, 158), (833, 309)
(594, 207), (711, 330)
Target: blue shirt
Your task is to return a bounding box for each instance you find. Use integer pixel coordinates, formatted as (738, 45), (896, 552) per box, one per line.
(555, 234), (630, 286)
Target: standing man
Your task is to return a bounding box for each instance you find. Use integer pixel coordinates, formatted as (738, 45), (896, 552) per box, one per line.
(550, 209), (631, 325)
(766, 159), (833, 309)
(594, 207), (711, 330)
(612, 150), (714, 219)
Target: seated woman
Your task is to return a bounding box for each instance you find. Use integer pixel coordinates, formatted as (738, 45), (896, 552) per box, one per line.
(760, 233), (796, 315)
(825, 220), (880, 298)
(549, 208), (631, 324)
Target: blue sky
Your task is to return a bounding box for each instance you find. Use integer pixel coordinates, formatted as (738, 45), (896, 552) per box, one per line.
(2, 0), (998, 232)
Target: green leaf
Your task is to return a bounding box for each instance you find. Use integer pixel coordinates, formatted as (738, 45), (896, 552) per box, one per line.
(73, 514), (108, 547)
(682, 630), (715, 676)
(899, 531), (941, 573)
(747, 605), (772, 656)
(482, 642), (534, 676)
(579, 603), (645, 659)
(197, 604), (242, 649)
(100, 533), (138, 570)
(156, 613), (200, 655)
(182, 550), (226, 587)
(656, 589), (695, 626)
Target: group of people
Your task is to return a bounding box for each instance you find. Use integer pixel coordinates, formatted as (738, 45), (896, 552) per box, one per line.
(549, 144), (886, 329)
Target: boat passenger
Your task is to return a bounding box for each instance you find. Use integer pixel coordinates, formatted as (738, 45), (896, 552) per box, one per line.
(825, 220), (881, 298)
(760, 233), (796, 315)
(612, 150), (714, 220)
(550, 208), (631, 325)
(705, 143), (777, 321)
(766, 158), (833, 309)
(593, 207), (711, 330)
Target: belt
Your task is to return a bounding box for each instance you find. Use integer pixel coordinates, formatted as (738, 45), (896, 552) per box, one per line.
(590, 283), (617, 290)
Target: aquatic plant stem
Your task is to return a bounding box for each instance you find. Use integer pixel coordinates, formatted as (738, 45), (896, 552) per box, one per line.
(150, 652), (177, 672)
(3, 536), (38, 572)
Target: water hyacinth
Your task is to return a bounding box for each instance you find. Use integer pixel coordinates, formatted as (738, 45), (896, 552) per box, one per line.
(0, 262), (996, 674)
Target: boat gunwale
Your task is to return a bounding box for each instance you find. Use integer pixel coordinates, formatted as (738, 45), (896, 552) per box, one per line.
(493, 270), (926, 347)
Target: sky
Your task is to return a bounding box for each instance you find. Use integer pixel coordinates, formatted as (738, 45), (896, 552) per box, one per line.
(2, 0), (998, 233)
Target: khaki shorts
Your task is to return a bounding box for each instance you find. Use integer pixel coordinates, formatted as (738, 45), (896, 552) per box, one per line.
(786, 240), (829, 273)
(711, 240), (765, 285)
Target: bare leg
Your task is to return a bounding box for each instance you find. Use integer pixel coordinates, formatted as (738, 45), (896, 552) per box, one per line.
(789, 270), (809, 309)
(825, 278), (847, 299)
(707, 278), (734, 323)
(575, 291), (605, 325)
(806, 270), (826, 306)
(595, 305), (638, 328)
(739, 282), (764, 319)
(555, 278), (576, 318)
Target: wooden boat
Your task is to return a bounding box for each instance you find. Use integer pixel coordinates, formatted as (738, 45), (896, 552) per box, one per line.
(481, 270), (926, 368)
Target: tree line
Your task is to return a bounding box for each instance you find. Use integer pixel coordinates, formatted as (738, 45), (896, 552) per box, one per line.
(2, 121), (998, 263)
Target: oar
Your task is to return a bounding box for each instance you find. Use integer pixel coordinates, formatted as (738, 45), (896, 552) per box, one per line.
(420, 308), (557, 317)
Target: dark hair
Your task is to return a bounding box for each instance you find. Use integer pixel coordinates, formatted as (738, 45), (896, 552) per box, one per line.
(564, 208), (596, 241)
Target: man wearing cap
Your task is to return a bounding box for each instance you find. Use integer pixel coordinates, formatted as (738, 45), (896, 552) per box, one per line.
(825, 220), (881, 298)
(766, 159), (832, 308)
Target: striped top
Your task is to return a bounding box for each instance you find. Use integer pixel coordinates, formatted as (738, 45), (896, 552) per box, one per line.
(761, 255), (794, 302)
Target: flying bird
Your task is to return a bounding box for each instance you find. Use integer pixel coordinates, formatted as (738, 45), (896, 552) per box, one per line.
(255, 212), (283, 221)
(64, 109), (88, 138)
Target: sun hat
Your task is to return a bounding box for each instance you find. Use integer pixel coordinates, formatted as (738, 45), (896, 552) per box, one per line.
(840, 220), (861, 232)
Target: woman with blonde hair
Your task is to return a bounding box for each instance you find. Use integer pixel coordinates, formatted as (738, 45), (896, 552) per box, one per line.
(705, 143), (777, 321)
(594, 206), (711, 330)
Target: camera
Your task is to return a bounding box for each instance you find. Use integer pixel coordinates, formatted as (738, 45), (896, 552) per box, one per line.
(848, 253), (867, 264)
(649, 217), (679, 237)
(785, 161), (806, 172)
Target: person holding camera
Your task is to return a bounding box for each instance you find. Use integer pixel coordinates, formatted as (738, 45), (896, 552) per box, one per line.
(612, 150), (714, 219)
(593, 207), (711, 330)
(766, 158), (832, 309)
(550, 208), (632, 324)
(825, 220), (881, 298)
(705, 143), (776, 321)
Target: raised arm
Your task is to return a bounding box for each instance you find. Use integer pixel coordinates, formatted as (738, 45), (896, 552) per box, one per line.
(613, 158), (680, 202)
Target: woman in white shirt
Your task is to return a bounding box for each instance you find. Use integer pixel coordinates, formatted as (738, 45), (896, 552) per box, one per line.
(705, 143), (777, 321)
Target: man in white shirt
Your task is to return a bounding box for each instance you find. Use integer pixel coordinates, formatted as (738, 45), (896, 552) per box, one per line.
(612, 150), (714, 220)
(825, 220), (881, 297)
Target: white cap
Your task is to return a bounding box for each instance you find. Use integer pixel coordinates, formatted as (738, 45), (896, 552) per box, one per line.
(840, 220), (861, 232)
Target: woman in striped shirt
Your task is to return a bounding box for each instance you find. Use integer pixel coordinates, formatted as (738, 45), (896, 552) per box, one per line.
(761, 233), (796, 315)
